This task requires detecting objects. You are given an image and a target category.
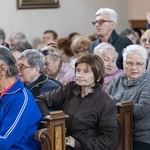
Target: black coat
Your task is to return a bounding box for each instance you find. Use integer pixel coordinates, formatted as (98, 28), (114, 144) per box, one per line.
(36, 81), (117, 150)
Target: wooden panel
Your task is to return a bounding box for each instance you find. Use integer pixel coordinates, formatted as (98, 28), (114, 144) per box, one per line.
(130, 20), (147, 30)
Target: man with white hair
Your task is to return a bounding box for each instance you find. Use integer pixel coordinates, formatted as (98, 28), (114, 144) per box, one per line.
(90, 8), (133, 69)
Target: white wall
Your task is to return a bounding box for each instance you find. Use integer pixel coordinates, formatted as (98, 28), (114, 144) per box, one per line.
(129, 0), (150, 19)
(0, 0), (130, 48)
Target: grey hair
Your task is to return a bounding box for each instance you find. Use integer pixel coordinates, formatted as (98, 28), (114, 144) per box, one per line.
(19, 49), (45, 73)
(123, 44), (148, 62)
(0, 46), (18, 77)
(94, 42), (118, 58)
(95, 8), (118, 25)
(9, 32), (27, 43)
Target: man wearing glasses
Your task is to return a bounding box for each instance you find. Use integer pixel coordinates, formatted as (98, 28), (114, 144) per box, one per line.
(90, 8), (133, 69)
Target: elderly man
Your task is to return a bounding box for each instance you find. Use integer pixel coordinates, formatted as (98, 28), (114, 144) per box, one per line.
(37, 30), (58, 50)
(90, 8), (133, 69)
(0, 45), (42, 149)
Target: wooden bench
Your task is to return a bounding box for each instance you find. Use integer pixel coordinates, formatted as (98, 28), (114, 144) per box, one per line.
(34, 111), (68, 150)
(117, 101), (133, 150)
(35, 101), (133, 150)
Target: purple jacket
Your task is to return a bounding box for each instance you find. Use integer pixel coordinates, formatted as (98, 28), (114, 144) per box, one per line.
(57, 62), (76, 85)
(103, 67), (124, 90)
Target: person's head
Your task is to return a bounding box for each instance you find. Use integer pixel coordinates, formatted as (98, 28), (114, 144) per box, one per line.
(94, 43), (118, 75)
(71, 35), (91, 58)
(10, 42), (32, 61)
(42, 30), (58, 44)
(9, 32), (27, 49)
(75, 54), (104, 88)
(120, 28), (137, 44)
(0, 45), (18, 79)
(92, 8), (117, 37)
(123, 44), (148, 80)
(42, 46), (62, 79)
(140, 29), (150, 54)
(17, 49), (45, 85)
(68, 32), (80, 42)
(57, 38), (73, 62)
(0, 28), (6, 44)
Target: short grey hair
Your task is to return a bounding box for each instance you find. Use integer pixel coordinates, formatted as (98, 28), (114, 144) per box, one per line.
(19, 49), (45, 73)
(0, 46), (18, 77)
(123, 44), (148, 62)
(9, 32), (27, 43)
(94, 42), (118, 58)
(95, 8), (118, 25)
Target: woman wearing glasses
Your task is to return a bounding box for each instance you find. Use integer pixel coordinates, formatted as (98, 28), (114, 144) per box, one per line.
(140, 29), (150, 73)
(106, 44), (150, 150)
(17, 49), (60, 97)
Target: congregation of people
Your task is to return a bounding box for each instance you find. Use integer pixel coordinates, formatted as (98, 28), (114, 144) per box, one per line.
(1, 7), (150, 150)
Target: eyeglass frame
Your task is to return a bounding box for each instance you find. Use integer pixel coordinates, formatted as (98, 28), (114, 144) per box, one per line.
(124, 61), (145, 68)
(92, 19), (113, 26)
(141, 38), (150, 44)
(17, 65), (33, 71)
(42, 49), (60, 58)
(74, 48), (89, 54)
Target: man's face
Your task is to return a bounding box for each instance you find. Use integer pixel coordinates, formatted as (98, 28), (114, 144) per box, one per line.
(43, 33), (54, 44)
(94, 14), (115, 37)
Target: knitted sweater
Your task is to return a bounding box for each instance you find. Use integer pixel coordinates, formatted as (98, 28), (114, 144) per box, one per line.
(106, 73), (150, 144)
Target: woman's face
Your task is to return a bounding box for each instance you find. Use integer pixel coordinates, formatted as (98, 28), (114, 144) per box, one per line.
(123, 53), (146, 80)
(100, 50), (117, 75)
(76, 63), (95, 87)
(17, 58), (39, 85)
(44, 55), (61, 78)
(141, 35), (150, 54)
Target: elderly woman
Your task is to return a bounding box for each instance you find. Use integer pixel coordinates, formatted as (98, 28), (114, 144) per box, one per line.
(36, 54), (117, 150)
(71, 35), (91, 59)
(140, 29), (150, 73)
(106, 44), (150, 150)
(0, 46), (42, 149)
(42, 45), (75, 85)
(94, 42), (124, 90)
(17, 49), (60, 97)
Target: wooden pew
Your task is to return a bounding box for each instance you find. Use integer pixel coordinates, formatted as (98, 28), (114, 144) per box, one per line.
(35, 110), (68, 150)
(117, 101), (133, 150)
(35, 101), (133, 150)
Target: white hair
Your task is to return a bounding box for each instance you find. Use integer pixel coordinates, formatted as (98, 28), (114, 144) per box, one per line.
(94, 42), (118, 58)
(123, 44), (148, 61)
(95, 8), (118, 25)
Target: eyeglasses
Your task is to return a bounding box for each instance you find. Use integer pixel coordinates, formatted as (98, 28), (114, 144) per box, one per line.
(141, 38), (150, 44)
(17, 65), (32, 71)
(125, 61), (145, 68)
(92, 20), (113, 26)
(74, 48), (89, 54)
(42, 49), (59, 58)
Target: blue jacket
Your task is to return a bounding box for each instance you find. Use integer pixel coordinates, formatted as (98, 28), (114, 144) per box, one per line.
(0, 78), (42, 150)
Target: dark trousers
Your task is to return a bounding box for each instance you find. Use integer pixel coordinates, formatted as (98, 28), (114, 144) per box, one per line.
(134, 141), (150, 150)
